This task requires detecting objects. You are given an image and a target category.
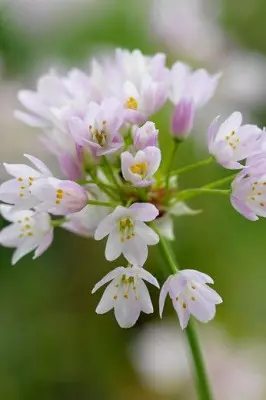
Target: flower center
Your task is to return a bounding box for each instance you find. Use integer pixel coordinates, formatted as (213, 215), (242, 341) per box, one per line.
(130, 162), (148, 178)
(118, 217), (135, 242)
(17, 216), (34, 238)
(225, 131), (239, 150)
(125, 97), (138, 110)
(113, 275), (139, 301)
(248, 180), (266, 206)
(17, 176), (35, 197)
(89, 120), (107, 147)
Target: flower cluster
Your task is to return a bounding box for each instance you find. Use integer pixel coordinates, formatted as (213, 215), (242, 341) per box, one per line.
(1, 48), (264, 329)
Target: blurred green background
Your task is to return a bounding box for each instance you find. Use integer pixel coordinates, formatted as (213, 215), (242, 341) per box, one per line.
(1, 0), (266, 398)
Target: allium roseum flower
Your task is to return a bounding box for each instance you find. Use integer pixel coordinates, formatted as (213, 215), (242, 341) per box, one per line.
(169, 62), (221, 108)
(0, 205), (53, 265)
(0, 154), (52, 210)
(133, 121), (159, 150)
(230, 168), (266, 221)
(208, 112), (263, 169)
(159, 269), (222, 329)
(14, 73), (75, 128)
(92, 266), (160, 328)
(30, 177), (88, 215)
(122, 76), (168, 124)
(62, 203), (111, 237)
(94, 203), (159, 265)
(171, 99), (195, 139)
(68, 98), (124, 156)
(121, 146), (161, 187)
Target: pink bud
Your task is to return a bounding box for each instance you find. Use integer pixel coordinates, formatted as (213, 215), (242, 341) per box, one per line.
(171, 100), (195, 140)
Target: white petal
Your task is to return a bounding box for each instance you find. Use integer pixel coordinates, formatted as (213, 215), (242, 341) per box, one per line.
(174, 298), (190, 330)
(3, 163), (40, 179)
(94, 212), (116, 240)
(96, 281), (117, 314)
(129, 202), (159, 221)
(0, 224), (21, 247)
(24, 154), (52, 176)
(114, 296), (140, 328)
(197, 285), (223, 304)
(11, 238), (38, 265)
(105, 229), (122, 261)
(170, 202), (201, 216)
(215, 111), (242, 142)
(154, 215), (175, 241)
(159, 277), (171, 317)
(179, 269), (214, 284)
(122, 236), (148, 266)
(134, 221), (159, 245)
(14, 110), (48, 128)
(188, 293), (216, 323)
(137, 279), (153, 314)
(91, 267), (125, 294)
(133, 267), (160, 288)
(33, 229), (53, 259)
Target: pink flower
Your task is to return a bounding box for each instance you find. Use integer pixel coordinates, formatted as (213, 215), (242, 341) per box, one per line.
(68, 97), (124, 156)
(94, 203), (159, 265)
(31, 177), (88, 215)
(159, 269), (222, 329)
(171, 99), (195, 139)
(121, 146), (161, 187)
(133, 121), (159, 150)
(0, 205), (53, 265)
(208, 112), (263, 169)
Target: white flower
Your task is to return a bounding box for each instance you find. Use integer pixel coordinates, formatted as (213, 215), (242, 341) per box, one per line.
(0, 205), (53, 265)
(159, 269), (222, 329)
(0, 154), (52, 210)
(208, 112), (263, 169)
(121, 146), (161, 187)
(94, 203), (159, 265)
(92, 266), (159, 328)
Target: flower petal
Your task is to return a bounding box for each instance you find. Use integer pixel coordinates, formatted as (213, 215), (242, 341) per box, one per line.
(129, 202), (159, 221)
(91, 267), (125, 294)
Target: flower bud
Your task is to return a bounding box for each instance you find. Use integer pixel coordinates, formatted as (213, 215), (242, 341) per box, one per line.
(171, 100), (195, 140)
(133, 121), (159, 150)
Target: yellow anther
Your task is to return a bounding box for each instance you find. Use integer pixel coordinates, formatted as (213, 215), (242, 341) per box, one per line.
(25, 224), (31, 229)
(19, 193), (24, 197)
(175, 297), (178, 301)
(126, 235), (132, 240)
(124, 294), (129, 299)
(56, 200), (61, 205)
(25, 217), (30, 221)
(20, 186), (26, 190)
(28, 232), (33, 236)
(28, 177), (34, 181)
(125, 96), (138, 110)
(182, 302), (187, 309)
(102, 120), (107, 125)
(57, 189), (63, 194)
(135, 296), (139, 300)
(130, 162), (148, 177)
(17, 177), (23, 182)
(89, 124), (92, 130)
(258, 192), (262, 195)
(56, 193), (63, 199)
(260, 202), (265, 207)
(113, 295), (118, 300)
(191, 296), (196, 301)
(191, 285), (196, 289)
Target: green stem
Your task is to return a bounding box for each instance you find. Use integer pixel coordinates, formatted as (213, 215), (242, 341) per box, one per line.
(176, 188), (230, 201)
(170, 156), (214, 176)
(203, 174), (237, 189)
(102, 156), (121, 189)
(87, 200), (119, 207)
(151, 224), (213, 400)
(51, 218), (68, 227)
(186, 321), (213, 400)
(165, 139), (181, 190)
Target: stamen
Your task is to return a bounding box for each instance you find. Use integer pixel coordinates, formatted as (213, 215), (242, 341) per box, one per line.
(125, 97), (138, 110)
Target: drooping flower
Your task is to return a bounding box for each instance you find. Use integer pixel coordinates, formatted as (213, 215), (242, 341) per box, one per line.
(208, 112), (263, 169)
(121, 147), (161, 187)
(159, 269), (222, 329)
(94, 203), (159, 265)
(92, 266), (159, 328)
(133, 121), (159, 150)
(0, 154), (52, 210)
(68, 97), (124, 156)
(0, 205), (53, 265)
(30, 177), (88, 215)
(171, 99), (195, 140)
